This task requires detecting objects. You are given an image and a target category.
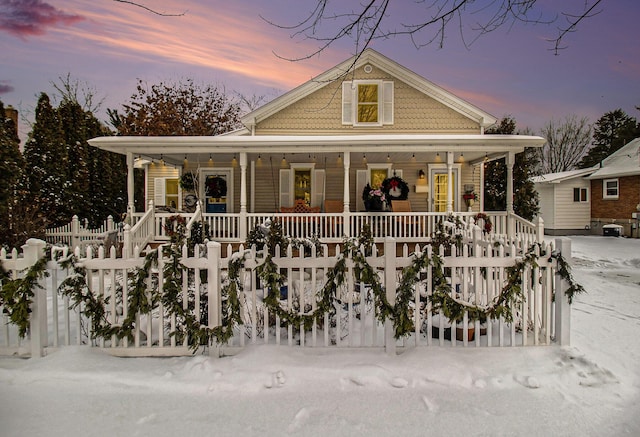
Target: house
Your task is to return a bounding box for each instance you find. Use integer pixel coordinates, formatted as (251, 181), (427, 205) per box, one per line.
(587, 137), (640, 237)
(533, 168), (596, 235)
(88, 49), (546, 246)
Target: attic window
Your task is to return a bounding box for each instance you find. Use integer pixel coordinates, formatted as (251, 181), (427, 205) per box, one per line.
(342, 80), (393, 126)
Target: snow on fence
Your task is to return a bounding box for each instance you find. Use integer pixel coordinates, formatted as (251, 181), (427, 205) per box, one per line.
(0, 233), (573, 358)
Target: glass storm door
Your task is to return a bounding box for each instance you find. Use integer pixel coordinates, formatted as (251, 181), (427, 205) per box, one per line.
(433, 172), (456, 212)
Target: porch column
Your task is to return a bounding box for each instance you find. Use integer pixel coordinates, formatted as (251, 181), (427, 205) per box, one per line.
(506, 151), (515, 237)
(446, 152), (454, 213)
(126, 152), (135, 215)
(239, 152), (248, 241)
(479, 161), (485, 212)
(343, 152), (351, 237)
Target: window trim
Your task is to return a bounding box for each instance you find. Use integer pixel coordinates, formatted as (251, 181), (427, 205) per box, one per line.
(573, 187), (588, 203)
(603, 178), (619, 199)
(342, 80), (393, 126)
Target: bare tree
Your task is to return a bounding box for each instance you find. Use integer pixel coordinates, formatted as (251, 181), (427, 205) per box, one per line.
(51, 73), (105, 114)
(538, 115), (592, 174)
(266, 0), (603, 60)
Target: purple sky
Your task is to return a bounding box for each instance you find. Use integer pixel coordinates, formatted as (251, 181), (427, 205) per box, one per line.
(2, 0), (639, 141)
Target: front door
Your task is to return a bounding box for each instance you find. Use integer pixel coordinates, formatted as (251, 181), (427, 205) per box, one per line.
(429, 165), (460, 212)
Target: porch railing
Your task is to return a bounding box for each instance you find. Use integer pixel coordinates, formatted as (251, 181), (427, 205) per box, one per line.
(45, 215), (118, 251)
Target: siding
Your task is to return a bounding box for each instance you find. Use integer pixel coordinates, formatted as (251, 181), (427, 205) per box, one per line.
(255, 64), (480, 135)
(553, 182), (590, 230)
(146, 164), (179, 209)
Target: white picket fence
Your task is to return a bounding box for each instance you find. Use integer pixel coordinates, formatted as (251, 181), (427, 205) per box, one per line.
(0, 233), (573, 358)
(45, 215), (119, 252)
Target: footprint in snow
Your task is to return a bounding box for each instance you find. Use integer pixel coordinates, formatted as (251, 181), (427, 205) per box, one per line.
(514, 375), (540, 389)
(265, 370), (286, 389)
(390, 377), (408, 388)
(422, 396), (439, 413)
(288, 407), (311, 432)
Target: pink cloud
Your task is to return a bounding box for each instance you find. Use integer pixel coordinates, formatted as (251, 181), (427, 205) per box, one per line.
(0, 0), (84, 38)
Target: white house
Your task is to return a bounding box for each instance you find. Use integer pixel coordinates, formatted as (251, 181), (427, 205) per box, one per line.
(533, 168), (596, 235)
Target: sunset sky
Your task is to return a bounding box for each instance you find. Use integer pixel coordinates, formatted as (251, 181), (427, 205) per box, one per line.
(1, 0), (639, 141)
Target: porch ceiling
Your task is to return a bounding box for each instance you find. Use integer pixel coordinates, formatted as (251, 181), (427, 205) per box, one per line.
(89, 134), (545, 160)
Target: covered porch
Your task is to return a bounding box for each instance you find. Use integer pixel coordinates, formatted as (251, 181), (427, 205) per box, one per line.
(88, 134), (545, 250)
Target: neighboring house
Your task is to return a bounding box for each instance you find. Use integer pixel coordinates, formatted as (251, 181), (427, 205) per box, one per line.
(587, 137), (640, 237)
(533, 168), (596, 235)
(88, 49), (545, 243)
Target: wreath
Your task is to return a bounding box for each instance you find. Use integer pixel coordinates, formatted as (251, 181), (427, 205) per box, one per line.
(381, 176), (409, 201)
(164, 215), (187, 243)
(205, 176), (227, 198)
(474, 213), (493, 233)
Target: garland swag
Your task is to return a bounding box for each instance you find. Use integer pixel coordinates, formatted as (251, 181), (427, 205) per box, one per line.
(0, 219), (586, 348)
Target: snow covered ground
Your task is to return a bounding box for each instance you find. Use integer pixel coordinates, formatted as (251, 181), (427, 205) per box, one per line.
(1, 236), (638, 436)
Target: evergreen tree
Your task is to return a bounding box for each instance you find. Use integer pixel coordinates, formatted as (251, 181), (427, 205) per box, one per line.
(23, 93), (69, 227)
(483, 117), (540, 220)
(58, 99), (91, 221)
(0, 100), (25, 247)
(578, 109), (640, 168)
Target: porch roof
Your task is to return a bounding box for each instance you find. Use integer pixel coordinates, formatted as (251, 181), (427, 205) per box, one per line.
(89, 134), (545, 158)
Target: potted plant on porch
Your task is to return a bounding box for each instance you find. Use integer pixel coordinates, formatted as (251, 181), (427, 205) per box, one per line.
(363, 184), (388, 211)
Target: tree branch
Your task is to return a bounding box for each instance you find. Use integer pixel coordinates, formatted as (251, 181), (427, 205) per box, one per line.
(113, 0), (186, 17)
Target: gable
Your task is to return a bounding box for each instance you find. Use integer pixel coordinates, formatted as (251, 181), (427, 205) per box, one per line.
(244, 49), (493, 135)
(254, 63), (481, 135)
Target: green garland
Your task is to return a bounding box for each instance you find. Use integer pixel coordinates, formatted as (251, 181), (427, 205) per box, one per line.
(0, 220), (587, 348)
(0, 248), (50, 338)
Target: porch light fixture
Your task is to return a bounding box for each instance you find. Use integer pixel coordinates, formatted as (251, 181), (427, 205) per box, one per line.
(257, 154), (262, 167)
(362, 153), (367, 164)
(418, 169), (425, 179)
(232, 155), (238, 167)
(386, 154), (391, 162)
(183, 154), (188, 169)
(281, 154), (287, 168)
(208, 154), (213, 166)
(337, 153), (342, 165)
(160, 154), (165, 166)
(411, 153), (416, 162)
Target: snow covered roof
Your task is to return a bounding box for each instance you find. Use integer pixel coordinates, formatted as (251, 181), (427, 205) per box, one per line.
(588, 137), (640, 179)
(533, 168), (597, 184)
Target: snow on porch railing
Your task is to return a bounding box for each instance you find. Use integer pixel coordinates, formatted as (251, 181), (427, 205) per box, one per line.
(45, 215), (119, 251)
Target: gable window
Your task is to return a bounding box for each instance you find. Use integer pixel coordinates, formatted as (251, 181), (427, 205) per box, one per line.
(573, 187), (588, 202)
(342, 80), (393, 126)
(603, 179), (619, 199)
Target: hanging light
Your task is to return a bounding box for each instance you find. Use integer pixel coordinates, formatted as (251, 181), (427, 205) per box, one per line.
(386, 153), (391, 162)
(183, 154), (188, 169)
(232, 155), (238, 167)
(160, 154), (165, 166)
(411, 153), (416, 162)
(337, 153), (342, 165)
(281, 154), (287, 167)
(208, 154), (214, 167)
(362, 153), (367, 164)
(257, 154), (263, 168)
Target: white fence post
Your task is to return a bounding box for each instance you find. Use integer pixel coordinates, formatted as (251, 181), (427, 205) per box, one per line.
(122, 224), (132, 258)
(554, 237), (572, 345)
(536, 216), (545, 244)
(384, 237), (397, 355)
(23, 239), (48, 358)
(207, 241), (222, 356)
(71, 215), (80, 250)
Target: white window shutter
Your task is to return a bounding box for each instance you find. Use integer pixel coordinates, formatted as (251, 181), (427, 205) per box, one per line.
(154, 178), (165, 207)
(279, 169), (292, 209)
(383, 81), (394, 125)
(312, 169), (325, 208)
(342, 81), (353, 125)
(356, 170), (367, 212)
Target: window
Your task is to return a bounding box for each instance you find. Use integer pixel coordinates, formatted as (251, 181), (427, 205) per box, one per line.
(573, 187), (588, 202)
(603, 179), (619, 199)
(342, 80), (393, 126)
(357, 83), (379, 123)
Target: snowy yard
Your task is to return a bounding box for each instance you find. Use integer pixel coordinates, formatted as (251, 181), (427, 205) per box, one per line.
(0, 236), (638, 436)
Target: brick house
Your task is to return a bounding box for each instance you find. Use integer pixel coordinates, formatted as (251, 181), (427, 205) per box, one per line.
(588, 138), (640, 237)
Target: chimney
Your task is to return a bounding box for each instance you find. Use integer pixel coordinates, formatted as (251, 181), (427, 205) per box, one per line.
(4, 105), (18, 132)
